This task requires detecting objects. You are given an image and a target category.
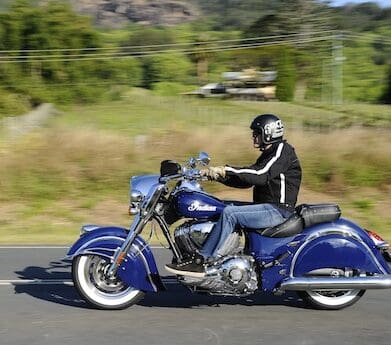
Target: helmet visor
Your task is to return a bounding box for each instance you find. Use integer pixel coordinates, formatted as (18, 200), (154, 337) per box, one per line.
(252, 130), (263, 148)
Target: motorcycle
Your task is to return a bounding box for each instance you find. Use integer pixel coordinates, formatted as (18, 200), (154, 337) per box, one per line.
(67, 152), (391, 310)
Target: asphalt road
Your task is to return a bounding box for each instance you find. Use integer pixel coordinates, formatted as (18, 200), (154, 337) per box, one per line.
(0, 246), (390, 345)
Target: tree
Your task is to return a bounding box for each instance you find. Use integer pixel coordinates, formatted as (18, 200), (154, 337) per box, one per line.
(188, 33), (216, 84)
(121, 27), (174, 52)
(380, 64), (391, 104)
(195, 0), (267, 30)
(0, 0), (108, 104)
(143, 53), (193, 88)
(244, 0), (332, 39)
(276, 47), (296, 102)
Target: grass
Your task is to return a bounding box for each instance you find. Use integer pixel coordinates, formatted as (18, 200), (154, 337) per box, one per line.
(0, 91), (390, 244)
(298, 102), (391, 128)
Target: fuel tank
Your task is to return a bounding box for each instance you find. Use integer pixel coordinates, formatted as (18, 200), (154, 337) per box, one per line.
(174, 191), (225, 219)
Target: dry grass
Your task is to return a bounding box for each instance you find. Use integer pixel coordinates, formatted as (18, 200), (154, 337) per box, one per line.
(0, 123), (390, 244)
(0, 94), (390, 244)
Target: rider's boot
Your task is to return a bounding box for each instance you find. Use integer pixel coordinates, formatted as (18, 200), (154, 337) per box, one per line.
(165, 254), (206, 277)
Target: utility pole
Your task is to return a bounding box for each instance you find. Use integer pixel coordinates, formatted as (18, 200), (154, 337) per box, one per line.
(332, 32), (344, 105)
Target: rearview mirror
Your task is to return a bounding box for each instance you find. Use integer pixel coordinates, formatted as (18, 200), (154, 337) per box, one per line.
(198, 152), (210, 166)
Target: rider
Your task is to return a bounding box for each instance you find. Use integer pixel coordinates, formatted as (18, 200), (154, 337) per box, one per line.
(165, 114), (302, 277)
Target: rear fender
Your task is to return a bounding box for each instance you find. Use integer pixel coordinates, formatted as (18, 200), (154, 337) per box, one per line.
(291, 219), (391, 277)
(67, 226), (163, 292)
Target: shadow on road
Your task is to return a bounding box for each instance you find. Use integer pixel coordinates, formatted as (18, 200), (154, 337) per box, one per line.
(13, 260), (305, 309)
(13, 259), (87, 309)
(140, 275), (304, 309)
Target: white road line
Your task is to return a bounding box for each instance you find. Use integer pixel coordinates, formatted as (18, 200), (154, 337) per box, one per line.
(0, 246), (70, 249)
(0, 246), (166, 249)
(0, 279), (73, 286)
(0, 278), (177, 286)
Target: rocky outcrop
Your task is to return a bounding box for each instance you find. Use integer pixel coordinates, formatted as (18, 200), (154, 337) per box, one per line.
(70, 0), (199, 28)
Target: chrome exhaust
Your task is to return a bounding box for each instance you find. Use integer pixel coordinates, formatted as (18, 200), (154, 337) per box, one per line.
(280, 275), (391, 291)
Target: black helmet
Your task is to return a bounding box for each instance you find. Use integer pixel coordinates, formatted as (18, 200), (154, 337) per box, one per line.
(250, 114), (284, 145)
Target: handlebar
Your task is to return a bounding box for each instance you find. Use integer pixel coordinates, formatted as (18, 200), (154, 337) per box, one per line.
(159, 153), (211, 184)
(159, 169), (208, 184)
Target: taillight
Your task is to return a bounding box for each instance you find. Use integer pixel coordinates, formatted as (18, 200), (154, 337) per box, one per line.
(366, 229), (389, 249)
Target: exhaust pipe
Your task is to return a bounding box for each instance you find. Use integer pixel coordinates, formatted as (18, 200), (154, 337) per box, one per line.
(280, 275), (391, 291)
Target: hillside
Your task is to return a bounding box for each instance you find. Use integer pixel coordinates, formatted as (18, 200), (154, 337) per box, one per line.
(2, 1), (389, 30)
(69, 0), (199, 27)
(70, 0), (391, 31)
(0, 0), (389, 110)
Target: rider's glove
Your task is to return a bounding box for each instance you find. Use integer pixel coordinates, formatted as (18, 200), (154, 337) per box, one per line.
(200, 166), (226, 180)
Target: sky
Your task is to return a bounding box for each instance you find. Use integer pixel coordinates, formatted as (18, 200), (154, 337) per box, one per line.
(328, 0), (391, 7)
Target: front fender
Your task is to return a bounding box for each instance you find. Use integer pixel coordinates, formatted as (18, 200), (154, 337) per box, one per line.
(67, 226), (163, 292)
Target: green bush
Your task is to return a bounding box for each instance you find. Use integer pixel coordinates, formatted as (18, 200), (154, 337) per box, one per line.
(0, 89), (30, 117)
(142, 53), (194, 88)
(151, 82), (195, 96)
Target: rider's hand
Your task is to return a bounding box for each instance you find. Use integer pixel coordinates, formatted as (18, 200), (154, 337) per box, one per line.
(200, 166), (226, 180)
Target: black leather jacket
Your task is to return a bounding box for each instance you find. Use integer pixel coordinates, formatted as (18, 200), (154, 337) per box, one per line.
(220, 140), (302, 212)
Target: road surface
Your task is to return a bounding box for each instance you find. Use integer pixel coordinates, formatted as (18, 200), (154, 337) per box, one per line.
(0, 246), (390, 345)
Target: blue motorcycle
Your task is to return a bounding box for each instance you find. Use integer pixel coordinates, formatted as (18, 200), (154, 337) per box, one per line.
(67, 152), (391, 310)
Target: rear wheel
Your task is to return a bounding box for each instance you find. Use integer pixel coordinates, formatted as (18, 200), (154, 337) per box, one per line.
(298, 289), (365, 310)
(72, 255), (145, 310)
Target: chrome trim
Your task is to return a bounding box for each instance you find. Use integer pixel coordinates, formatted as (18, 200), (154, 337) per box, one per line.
(80, 225), (100, 236)
(280, 275), (391, 291)
(83, 247), (117, 255)
(141, 184), (166, 218)
(129, 203), (140, 215)
(289, 229), (388, 277)
(130, 190), (143, 203)
(71, 236), (126, 258)
(377, 243), (390, 250)
(81, 251), (114, 261)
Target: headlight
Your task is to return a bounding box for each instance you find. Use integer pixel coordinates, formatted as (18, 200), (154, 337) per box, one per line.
(130, 190), (143, 202)
(129, 190), (144, 215)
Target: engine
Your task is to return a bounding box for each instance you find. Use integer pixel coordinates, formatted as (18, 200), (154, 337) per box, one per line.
(174, 220), (241, 258)
(180, 255), (259, 296)
(174, 220), (214, 256)
(174, 221), (258, 296)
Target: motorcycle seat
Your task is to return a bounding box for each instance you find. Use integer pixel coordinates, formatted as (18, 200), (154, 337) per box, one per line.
(258, 203), (341, 238)
(259, 213), (304, 238)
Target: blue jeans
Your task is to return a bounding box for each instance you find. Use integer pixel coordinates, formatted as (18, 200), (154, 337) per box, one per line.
(200, 203), (288, 259)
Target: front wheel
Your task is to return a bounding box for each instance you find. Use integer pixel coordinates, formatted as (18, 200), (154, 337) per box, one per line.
(72, 255), (145, 310)
(298, 289), (365, 310)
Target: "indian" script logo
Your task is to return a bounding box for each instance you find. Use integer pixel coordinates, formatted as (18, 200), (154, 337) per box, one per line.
(188, 202), (217, 212)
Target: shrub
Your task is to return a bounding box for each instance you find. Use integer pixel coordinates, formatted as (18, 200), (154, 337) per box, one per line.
(142, 53), (194, 88)
(151, 82), (195, 96)
(0, 89), (30, 117)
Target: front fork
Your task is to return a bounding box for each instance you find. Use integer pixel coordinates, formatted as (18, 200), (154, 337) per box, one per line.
(107, 214), (145, 277)
(107, 211), (182, 277)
